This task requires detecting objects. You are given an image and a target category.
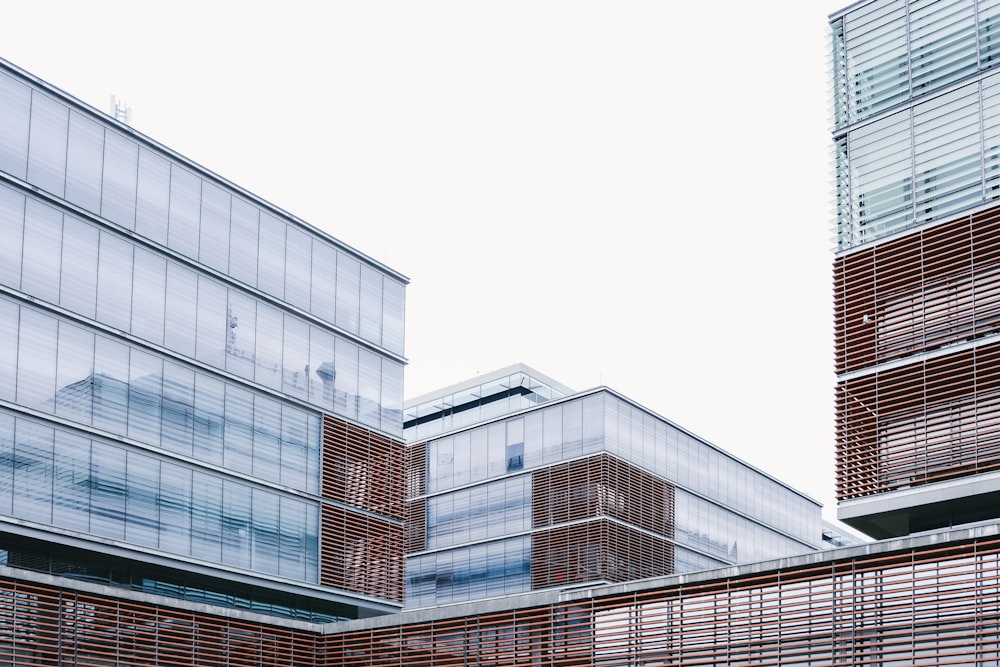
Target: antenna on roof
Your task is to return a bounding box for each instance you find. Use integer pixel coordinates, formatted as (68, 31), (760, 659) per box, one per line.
(109, 95), (133, 125)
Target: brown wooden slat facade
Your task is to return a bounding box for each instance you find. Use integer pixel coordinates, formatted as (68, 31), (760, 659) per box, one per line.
(327, 533), (1000, 666)
(0, 532), (998, 665)
(835, 202), (1000, 500)
(320, 416), (406, 602)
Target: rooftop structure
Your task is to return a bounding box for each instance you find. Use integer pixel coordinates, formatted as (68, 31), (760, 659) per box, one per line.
(404, 366), (822, 607)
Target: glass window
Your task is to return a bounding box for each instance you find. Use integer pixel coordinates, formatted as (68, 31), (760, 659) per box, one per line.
(96, 231), (134, 332)
(16, 308), (57, 411)
(130, 247), (166, 346)
(251, 488), (280, 575)
(135, 147), (170, 245)
(20, 198), (62, 305)
(195, 276), (227, 368)
(125, 450), (160, 548)
(163, 263), (198, 359)
(55, 321), (95, 424)
(0, 72), (31, 179)
(310, 241), (337, 324)
(335, 253), (361, 334)
(334, 339), (358, 421)
(284, 226), (311, 311)
(161, 361), (195, 457)
(257, 211), (285, 299)
(12, 419), (54, 524)
(167, 165), (201, 259)
(127, 348), (162, 445)
(191, 470), (223, 562)
(90, 440), (126, 540)
(359, 264), (383, 345)
(193, 373), (225, 466)
(198, 181), (230, 272)
(228, 197), (258, 286)
(60, 216), (99, 319)
(282, 315), (310, 401)
(52, 430), (90, 531)
(252, 395), (281, 483)
(225, 289), (257, 379)
(65, 111), (104, 213)
(382, 278), (405, 355)
(0, 185), (24, 291)
(358, 348), (381, 428)
(92, 335), (129, 434)
(0, 300), (18, 403)
(308, 327), (336, 411)
(26, 91), (68, 197)
(222, 480), (252, 569)
(101, 131), (138, 229)
(159, 461), (192, 556)
(280, 406), (308, 491)
(223, 385), (254, 475)
(254, 303), (283, 390)
(278, 496), (307, 580)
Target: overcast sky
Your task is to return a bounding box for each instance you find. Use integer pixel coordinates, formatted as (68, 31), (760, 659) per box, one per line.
(2, 1), (854, 529)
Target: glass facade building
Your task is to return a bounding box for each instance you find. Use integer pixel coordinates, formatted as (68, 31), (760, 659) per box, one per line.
(832, 0), (1000, 538)
(0, 57), (407, 621)
(404, 366), (822, 608)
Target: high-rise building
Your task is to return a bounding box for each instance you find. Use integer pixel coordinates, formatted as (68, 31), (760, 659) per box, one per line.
(831, 0), (1000, 538)
(0, 56), (408, 622)
(404, 364), (822, 607)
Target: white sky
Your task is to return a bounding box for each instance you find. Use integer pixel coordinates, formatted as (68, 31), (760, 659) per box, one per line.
(1, 1), (855, 530)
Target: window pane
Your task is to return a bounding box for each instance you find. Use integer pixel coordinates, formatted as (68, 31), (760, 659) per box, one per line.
(167, 165), (201, 259)
(198, 181), (230, 272)
(164, 263), (198, 358)
(193, 373), (225, 465)
(135, 147), (170, 245)
(101, 131), (138, 229)
(131, 247), (166, 345)
(310, 242), (336, 324)
(359, 264), (382, 345)
(65, 111), (104, 212)
(257, 212), (285, 299)
(0, 300), (19, 403)
(195, 276), (226, 368)
(90, 440), (126, 540)
(60, 216), (99, 319)
(52, 430), (90, 531)
(12, 419), (54, 524)
(225, 290), (256, 379)
(92, 336), (129, 434)
(228, 197), (258, 285)
(0, 185), (24, 290)
(223, 386), (253, 475)
(382, 278), (405, 355)
(159, 461), (192, 556)
(26, 91), (68, 197)
(0, 71), (31, 179)
(127, 348), (162, 445)
(55, 321), (95, 424)
(96, 231), (134, 332)
(161, 361), (194, 457)
(20, 199), (62, 305)
(284, 226), (311, 310)
(252, 395), (281, 483)
(125, 450), (160, 548)
(335, 253), (360, 334)
(191, 471), (223, 562)
(16, 308), (57, 411)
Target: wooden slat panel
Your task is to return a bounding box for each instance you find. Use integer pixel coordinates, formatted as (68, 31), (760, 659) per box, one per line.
(320, 505), (405, 602)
